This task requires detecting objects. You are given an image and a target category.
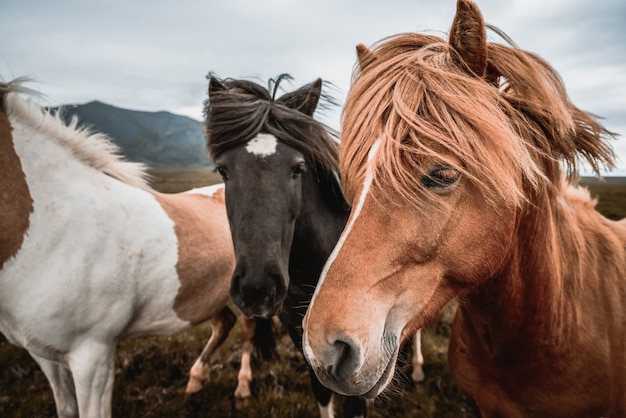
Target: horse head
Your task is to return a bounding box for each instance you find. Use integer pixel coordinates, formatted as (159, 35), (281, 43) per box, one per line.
(205, 75), (339, 318)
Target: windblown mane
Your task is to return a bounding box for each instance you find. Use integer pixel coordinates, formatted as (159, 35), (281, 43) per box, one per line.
(340, 32), (617, 210)
(340, 31), (621, 339)
(0, 78), (150, 190)
(204, 75), (341, 179)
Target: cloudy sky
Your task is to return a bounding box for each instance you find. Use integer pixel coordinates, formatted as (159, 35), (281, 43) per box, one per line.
(2, 0), (625, 174)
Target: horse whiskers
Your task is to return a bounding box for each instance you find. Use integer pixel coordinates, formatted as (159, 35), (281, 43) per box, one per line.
(289, 305), (312, 312)
(298, 284), (318, 290)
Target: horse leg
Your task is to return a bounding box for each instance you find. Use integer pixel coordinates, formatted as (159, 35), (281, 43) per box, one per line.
(234, 315), (256, 408)
(67, 341), (115, 418)
(30, 353), (78, 418)
(411, 329), (425, 382)
(308, 367), (335, 418)
(343, 395), (367, 418)
(186, 306), (236, 393)
(309, 370), (368, 418)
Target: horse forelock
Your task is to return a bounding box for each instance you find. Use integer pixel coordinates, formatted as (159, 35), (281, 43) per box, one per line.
(204, 77), (340, 178)
(2, 80), (151, 190)
(340, 32), (617, 212)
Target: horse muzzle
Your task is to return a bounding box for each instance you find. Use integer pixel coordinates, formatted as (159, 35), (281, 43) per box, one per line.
(229, 263), (288, 318)
(302, 325), (400, 398)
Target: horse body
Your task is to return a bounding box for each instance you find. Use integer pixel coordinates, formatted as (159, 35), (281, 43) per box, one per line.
(302, 1), (626, 416)
(0, 81), (259, 417)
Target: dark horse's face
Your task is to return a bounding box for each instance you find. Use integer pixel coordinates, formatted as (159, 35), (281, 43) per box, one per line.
(215, 135), (307, 317)
(207, 76), (325, 318)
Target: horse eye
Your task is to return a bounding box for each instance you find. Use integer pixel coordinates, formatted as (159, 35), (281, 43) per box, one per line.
(421, 166), (460, 189)
(215, 165), (229, 181)
(292, 162), (305, 179)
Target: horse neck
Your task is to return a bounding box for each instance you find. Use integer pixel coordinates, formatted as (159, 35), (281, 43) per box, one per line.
(465, 184), (626, 346)
(1, 107), (34, 268)
(291, 173), (349, 285)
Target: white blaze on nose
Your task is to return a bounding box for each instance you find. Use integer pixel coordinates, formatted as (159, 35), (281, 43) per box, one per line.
(246, 133), (278, 157)
(309, 138), (381, 303)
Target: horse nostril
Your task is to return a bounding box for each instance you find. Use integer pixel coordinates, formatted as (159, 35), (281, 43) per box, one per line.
(267, 273), (284, 304)
(326, 338), (360, 381)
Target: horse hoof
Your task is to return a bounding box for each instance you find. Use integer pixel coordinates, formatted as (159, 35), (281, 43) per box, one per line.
(185, 377), (204, 394)
(412, 367), (425, 383)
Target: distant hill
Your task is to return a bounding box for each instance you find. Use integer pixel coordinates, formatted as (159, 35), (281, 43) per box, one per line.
(55, 101), (212, 168)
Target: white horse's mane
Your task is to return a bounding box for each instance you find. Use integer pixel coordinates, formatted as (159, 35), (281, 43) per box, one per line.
(2, 78), (151, 190)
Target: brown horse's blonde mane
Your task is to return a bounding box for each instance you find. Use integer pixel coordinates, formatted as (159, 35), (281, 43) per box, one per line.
(341, 31), (621, 339)
(340, 32), (616, 210)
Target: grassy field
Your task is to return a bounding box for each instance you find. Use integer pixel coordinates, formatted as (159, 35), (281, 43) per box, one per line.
(146, 166), (222, 194)
(579, 176), (626, 220)
(0, 171), (624, 417)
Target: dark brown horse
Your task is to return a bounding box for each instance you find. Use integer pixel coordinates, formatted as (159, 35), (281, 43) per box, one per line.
(302, 1), (626, 417)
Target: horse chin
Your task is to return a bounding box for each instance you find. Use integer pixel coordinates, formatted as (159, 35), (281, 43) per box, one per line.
(230, 287), (287, 319)
(237, 304), (280, 319)
(361, 347), (399, 399)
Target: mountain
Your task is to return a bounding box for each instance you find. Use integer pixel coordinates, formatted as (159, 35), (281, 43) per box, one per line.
(56, 101), (212, 168)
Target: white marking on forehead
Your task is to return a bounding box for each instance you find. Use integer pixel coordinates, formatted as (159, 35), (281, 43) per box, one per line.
(310, 139), (381, 301)
(246, 133), (277, 157)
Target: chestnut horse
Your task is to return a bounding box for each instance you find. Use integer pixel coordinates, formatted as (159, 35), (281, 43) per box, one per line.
(0, 78), (273, 418)
(204, 75), (425, 417)
(303, 1), (626, 417)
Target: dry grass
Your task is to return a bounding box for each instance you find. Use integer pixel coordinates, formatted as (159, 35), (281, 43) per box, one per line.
(0, 170), (623, 417)
(146, 166), (221, 194)
(580, 177), (626, 220)
(0, 303), (476, 418)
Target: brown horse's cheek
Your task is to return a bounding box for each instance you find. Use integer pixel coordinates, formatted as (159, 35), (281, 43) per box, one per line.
(442, 209), (516, 285)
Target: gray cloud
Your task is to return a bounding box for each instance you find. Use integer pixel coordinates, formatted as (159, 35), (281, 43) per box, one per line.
(1, 0), (624, 173)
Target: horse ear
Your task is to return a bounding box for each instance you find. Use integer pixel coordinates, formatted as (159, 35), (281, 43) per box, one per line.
(448, 0), (487, 77)
(279, 78), (322, 117)
(208, 77), (227, 97)
(356, 43), (376, 71)
(301, 78), (323, 116)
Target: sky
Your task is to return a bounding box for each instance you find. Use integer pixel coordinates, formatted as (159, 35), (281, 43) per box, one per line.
(2, 0), (625, 175)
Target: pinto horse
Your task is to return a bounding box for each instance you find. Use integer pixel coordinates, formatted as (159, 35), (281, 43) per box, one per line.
(0, 79), (272, 418)
(204, 75), (425, 417)
(302, 1), (626, 417)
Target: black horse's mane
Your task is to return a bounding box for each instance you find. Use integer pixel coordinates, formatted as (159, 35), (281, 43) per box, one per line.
(204, 74), (340, 178)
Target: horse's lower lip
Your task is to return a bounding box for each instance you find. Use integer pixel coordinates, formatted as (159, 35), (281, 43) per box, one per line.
(320, 345), (399, 398)
(251, 311), (275, 319)
(362, 347), (399, 399)
(237, 304), (280, 319)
